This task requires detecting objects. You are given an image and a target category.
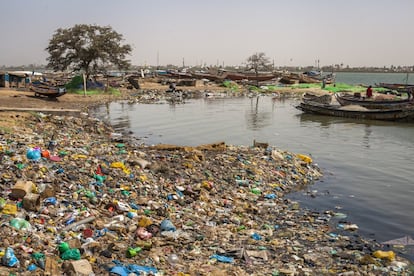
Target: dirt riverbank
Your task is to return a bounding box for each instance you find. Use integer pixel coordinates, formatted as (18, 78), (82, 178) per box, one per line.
(0, 83), (411, 275)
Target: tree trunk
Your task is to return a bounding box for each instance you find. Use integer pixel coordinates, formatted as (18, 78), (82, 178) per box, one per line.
(83, 74), (87, 96)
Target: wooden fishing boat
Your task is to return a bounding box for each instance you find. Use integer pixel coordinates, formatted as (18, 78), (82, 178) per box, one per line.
(279, 73), (321, 84)
(218, 71), (278, 82)
(378, 82), (414, 89)
(335, 92), (413, 109)
(279, 75), (299, 84)
(296, 101), (414, 121)
(166, 70), (193, 79)
(30, 83), (67, 98)
(191, 72), (220, 81)
(377, 82), (414, 93)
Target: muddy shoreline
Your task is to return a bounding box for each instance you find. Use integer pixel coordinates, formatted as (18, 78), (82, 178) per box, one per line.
(0, 84), (412, 275)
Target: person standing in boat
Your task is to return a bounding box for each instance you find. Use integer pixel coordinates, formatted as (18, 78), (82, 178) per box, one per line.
(366, 85), (373, 98)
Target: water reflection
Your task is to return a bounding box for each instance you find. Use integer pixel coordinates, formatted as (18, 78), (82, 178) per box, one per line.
(245, 96), (272, 130)
(297, 113), (337, 128)
(363, 124), (372, 149)
(109, 102), (132, 131)
(297, 112), (402, 128)
(112, 115), (131, 131)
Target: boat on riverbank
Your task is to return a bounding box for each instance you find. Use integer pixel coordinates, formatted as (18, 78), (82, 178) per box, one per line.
(280, 73), (321, 84)
(30, 83), (67, 98)
(296, 100), (414, 121)
(335, 92), (414, 109)
(220, 71), (278, 82)
(191, 70), (279, 82)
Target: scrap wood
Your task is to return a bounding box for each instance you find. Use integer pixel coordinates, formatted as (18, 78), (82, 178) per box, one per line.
(150, 141), (226, 151)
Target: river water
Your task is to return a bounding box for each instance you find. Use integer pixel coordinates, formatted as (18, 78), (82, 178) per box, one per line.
(90, 72), (414, 254)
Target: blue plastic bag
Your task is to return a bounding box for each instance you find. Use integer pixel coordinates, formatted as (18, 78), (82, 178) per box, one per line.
(160, 219), (176, 232)
(44, 197), (57, 205)
(264, 193), (277, 199)
(27, 263), (38, 271)
(109, 260), (158, 276)
(251, 232), (262, 240)
(109, 266), (129, 276)
(2, 247), (19, 267)
(127, 264), (158, 274)
(26, 148), (41, 161)
(210, 254), (234, 263)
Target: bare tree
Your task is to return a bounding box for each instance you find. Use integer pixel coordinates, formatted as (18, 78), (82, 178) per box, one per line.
(246, 52), (271, 86)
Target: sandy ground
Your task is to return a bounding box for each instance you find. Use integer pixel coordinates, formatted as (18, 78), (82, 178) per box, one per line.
(0, 81), (325, 130)
(0, 81), (231, 110)
(0, 88), (124, 110)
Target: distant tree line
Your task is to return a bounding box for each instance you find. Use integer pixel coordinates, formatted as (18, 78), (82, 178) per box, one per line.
(2, 64), (413, 74)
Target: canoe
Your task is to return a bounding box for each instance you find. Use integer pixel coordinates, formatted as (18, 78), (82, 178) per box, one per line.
(378, 82), (414, 89)
(191, 72), (220, 81)
(335, 92), (414, 109)
(296, 101), (414, 121)
(279, 73), (321, 84)
(222, 72), (277, 82)
(377, 82), (414, 93)
(30, 83), (66, 98)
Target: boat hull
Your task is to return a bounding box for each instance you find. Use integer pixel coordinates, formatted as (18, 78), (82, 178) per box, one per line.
(31, 84), (67, 98)
(378, 83), (414, 93)
(297, 101), (414, 121)
(335, 92), (413, 109)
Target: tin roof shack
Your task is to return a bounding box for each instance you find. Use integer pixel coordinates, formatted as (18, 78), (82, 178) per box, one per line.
(1, 71), (32, 89)
(0, 71), (44, 89)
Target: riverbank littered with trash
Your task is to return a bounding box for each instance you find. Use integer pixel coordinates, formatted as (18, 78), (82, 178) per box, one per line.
(0, 92), (413, 275)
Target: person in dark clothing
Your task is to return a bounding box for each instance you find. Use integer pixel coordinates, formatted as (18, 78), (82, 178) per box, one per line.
(366, 85), (373, 98)
(168, 82), (176, 92)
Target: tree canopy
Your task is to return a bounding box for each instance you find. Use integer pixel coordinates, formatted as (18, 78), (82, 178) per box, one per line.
(45, 24), (132, 80)
(246, 52), (271, 86)
(246, 52), (271, 72)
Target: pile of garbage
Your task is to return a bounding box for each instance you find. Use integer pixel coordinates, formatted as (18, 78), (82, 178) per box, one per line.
(0, 112), (411, 275)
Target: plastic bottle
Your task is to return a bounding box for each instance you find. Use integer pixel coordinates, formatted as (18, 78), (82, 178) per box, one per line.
(167, 253), (179, 265)
(10, 218), (32, 231)
(373, 250), (396, 261)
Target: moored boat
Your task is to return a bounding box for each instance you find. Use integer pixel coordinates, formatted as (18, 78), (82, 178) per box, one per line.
(378, 82), (414, 89)
(335, 92), (413, 109)
(377, 82), (414, 93)
(296, 101), (414, 121)
(279, 73), (323, 84)
(218, 71), (278, 82)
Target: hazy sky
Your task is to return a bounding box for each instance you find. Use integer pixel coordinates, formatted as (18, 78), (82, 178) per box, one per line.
(1, 0), (413, 68)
